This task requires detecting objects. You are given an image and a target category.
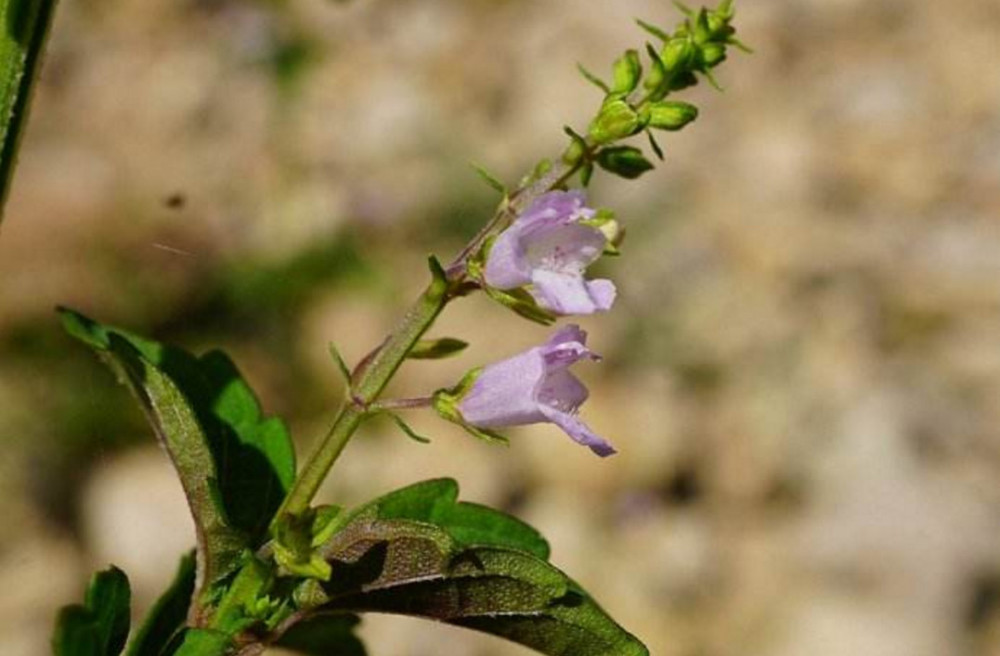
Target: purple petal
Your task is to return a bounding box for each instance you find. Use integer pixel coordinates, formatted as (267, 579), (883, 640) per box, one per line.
(458, 348), (547, 427)
(484, 225), (532, 289)
(521, 223), (606, 273)
(587, 279), (617, 311)
(536, 369), (589, 412)
(547, 324), (588, 348)
(516, 190), (593, 230)
(539, 405), (617, 457)
(530, 270), (615, 315)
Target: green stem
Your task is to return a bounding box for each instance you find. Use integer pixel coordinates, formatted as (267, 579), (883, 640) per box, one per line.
(274, 269), (451, 520)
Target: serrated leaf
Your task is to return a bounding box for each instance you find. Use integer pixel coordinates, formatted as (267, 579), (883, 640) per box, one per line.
(0, 0), (57, 223)
(126, 552), (195, 656)
(303, 504), (647, 656)
(407, 337), (469, 360)
(59, 308), (296, 601)
(53, 567), (131, 656)
(276, 614), (367, 656)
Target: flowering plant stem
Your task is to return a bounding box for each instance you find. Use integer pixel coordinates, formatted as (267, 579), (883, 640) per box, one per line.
(274, 267), (454, 520)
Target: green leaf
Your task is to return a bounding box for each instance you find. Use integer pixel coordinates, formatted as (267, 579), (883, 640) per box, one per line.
(597, 146), (655, 179)
(126, 552), (196, 656)
(276, 614), (367, 656)
(301, 491), (647, 656)
(0, 0), (57, 224)
(59, 308), (296, 599)
(342, 479), (549, 559)
(53, 567), (131, 656)
(407, 337), (469, 360)
(171, 629), (231, 656)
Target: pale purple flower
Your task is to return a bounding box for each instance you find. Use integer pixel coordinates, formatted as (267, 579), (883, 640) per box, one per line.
(484, 190), (616, 316)
(457, 325), (616, 457)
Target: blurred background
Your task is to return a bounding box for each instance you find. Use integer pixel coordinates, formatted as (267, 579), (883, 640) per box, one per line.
(3, 0), (1000, 654)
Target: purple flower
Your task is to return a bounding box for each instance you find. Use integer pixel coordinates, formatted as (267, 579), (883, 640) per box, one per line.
(484, 190), (616, 316)
(456, 325), (616, 457)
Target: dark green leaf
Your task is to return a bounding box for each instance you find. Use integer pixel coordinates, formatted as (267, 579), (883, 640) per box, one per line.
(59, 309), (297, 599)
(53, 567), (131, 656)
(407, 338), (469, 360)
(342, 479), (549, 559)
(597, 146), (655, 179)
(303, 500), (647, 656)
(277, 614), (367, 656)
(0, 0), (57, 223)
(126, 552), (196, 656)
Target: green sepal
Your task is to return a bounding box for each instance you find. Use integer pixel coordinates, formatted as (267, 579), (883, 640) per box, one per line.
(597, 146), (655, 179)
(407, 337), (469, 360)
(52, 566), (131, 656)
(432, 369), (510, 447)
(610, 49), (642, 94)
(273, 510), (335, 581)
(561, 126), (588, 166)
(587, 98), (640, 145)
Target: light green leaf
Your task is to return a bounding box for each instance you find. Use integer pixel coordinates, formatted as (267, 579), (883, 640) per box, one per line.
(52, 567), (131, 656)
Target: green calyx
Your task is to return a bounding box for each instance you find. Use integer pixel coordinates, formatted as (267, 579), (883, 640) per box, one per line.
(271, 505), (343, 581)
(588, 99), (641, 144)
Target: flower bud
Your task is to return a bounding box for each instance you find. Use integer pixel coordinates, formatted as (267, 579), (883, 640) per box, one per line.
(647, 100), (698, 131)
(699, 42), (727, 67)
(611, 49), (642, 95)
(596, 146), (654, 180)
(588, 99), (640, 144)
(660, 38), (697, 73)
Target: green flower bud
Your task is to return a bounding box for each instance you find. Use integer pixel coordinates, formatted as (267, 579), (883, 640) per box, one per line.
(597, 146), (655, 180)
(661, 37), (697, 73)
(611, 49), (642, 94)
(647, 100), (698, 131)
(700, 42), (727, 67)
(588, 99), (640, 145)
